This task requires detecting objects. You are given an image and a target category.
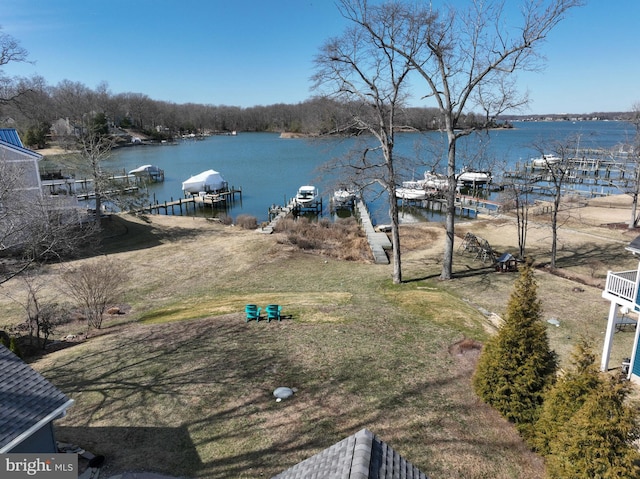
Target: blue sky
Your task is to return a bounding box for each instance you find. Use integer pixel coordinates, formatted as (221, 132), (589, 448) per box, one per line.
(1, 0), (638, 114)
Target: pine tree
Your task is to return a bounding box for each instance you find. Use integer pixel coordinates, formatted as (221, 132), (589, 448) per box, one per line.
(539, 342), (640, 479)
(472, 261), (557, 439)
(533, 339), (601, 456)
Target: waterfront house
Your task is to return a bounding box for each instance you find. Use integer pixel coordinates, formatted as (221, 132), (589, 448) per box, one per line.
(0, 345), (74, 453)
(601, 236), (640, 380)
(0, 128), (43, 198)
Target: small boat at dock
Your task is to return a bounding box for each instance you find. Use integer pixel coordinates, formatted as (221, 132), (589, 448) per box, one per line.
(332, 187), (356, 208)
(531, 154), (562, 168)
(295, 185), (319, 205)
(456, 168), (492, 186)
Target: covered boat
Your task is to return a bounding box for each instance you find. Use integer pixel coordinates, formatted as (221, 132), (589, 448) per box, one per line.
(128, 164), (164, 182)
(456, 168), (492, 186)
(182, 169), (227, 194)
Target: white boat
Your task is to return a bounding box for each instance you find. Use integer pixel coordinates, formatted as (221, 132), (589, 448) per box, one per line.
(531, 154), (562, 168)
(182, 169), (227, 194)
(395, 186), (429, 200)
(395, 171), (448, 200)
(295, 185), (318, 205)
(332, 188), (356, 206)
(456, 168), (492, 186)
(421, 172), (449, 191)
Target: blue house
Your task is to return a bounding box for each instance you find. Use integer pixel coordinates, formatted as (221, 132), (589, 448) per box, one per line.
(0, 345), (74, 453)
(601, 236), (640, 379)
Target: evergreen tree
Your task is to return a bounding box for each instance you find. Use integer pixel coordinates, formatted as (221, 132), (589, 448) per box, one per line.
(472, 261), (557, 439)
(533, 339), (601, 455)
(540, 342), (640, 479)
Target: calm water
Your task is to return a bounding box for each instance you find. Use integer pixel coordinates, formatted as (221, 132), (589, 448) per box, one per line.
(109, 121), (634, 224)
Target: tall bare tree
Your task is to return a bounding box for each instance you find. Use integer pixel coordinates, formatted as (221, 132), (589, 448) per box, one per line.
(340, 0), (583, 279)
(313, 3), (420, 283)
(0, 27), (30, 107)
(532, 140), (576, 268)
(620, 102), (640, 229)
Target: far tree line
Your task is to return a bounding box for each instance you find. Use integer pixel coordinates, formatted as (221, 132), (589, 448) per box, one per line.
(3, 76), (504, 148)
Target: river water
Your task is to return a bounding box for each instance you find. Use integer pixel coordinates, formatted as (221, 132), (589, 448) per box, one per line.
(108, 120), (634, 225)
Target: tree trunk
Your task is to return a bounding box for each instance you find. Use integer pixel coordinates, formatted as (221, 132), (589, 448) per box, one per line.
(389, 188), (402, 284)
(441, 132), (457, 280)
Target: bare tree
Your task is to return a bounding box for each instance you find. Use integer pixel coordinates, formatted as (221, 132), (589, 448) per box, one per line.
(532, 140), (576, 268)
(501, 169), (536, 259)
(0, 152), (96, 285)
(618, 102), (640, 229)
(340, 0), (583, 279)
(4, 274), (66, 349)
(60, 258), (129, 331)
(313, 3), (419, 283)
(0, 27), (31, 106)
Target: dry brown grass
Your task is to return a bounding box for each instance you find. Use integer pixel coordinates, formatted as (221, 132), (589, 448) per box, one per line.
(273, 216), (373, 262)
(1, 198), (638, 479)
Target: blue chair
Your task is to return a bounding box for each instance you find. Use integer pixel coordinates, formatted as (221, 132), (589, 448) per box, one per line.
(265, 304), (282, 322)
(245, 304), (261, 322)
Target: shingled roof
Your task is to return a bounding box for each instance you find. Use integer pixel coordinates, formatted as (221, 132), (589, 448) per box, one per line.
(0, 345), (74, 453)
(272, 428), (429, 479)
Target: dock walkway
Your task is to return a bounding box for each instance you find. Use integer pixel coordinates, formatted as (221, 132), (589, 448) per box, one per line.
(260, 198), (391, 265)
(356, 200), (391, 265)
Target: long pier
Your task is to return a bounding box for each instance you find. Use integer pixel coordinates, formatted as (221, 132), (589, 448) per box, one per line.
(356, 200), (391, 264)
(41, 168), (164, 199)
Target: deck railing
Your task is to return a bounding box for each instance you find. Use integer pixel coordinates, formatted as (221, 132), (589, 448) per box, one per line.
(604, 270), (637, 303)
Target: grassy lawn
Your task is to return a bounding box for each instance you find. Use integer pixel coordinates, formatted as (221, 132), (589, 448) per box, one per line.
(7, 209), (637, 478)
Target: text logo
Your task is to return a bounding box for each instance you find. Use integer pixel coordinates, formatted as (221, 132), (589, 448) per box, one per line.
(1, 454), (77, 479)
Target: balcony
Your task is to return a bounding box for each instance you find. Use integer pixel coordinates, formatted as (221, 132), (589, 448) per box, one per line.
(604, 270), (637, 303)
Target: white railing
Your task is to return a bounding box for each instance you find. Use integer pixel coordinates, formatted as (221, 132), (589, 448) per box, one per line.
(605, 270), (637, 303)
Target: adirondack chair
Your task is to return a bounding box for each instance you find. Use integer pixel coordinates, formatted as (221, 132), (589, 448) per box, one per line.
(245, 304), (261, 322)
(265, 304), (282, 322)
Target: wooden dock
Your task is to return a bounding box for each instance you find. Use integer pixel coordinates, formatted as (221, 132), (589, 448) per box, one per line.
(355, 200), (391, 264)
(140, 188), (242, 215)
(502, 152), (635, 198)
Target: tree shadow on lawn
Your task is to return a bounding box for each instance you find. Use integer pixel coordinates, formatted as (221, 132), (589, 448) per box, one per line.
(96, 214), (224, 256)
(45, 313), (541, 479)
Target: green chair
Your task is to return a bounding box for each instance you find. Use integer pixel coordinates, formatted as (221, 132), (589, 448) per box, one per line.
(245, 304), (261, 322)
(265, 304), (282, 322)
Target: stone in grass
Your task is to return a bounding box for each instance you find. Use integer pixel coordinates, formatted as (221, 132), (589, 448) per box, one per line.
(273, 387), (295, 402)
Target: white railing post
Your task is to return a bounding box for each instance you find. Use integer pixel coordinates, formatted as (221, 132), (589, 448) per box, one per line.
(601, 301), (619, 372)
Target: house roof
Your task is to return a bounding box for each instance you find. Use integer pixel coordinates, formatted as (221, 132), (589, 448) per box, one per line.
(0, 345), (74, 453)
(0, 128), (42, 160)
(496, 252), (515, 263)
(272, 428), (429, 479)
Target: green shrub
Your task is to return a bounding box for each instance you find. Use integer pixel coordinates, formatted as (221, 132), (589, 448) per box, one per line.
(538, 340), (640, 479)
(533, 339), (601, 455)
(472, 261), (557, 439)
